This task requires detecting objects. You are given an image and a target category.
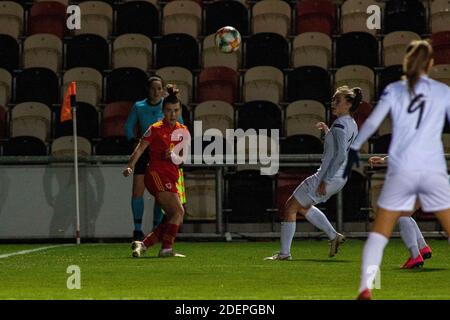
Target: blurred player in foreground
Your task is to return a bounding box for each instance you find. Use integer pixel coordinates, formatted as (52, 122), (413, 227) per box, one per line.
(265, 86), (362, 260)
(123, 85), (190, 258)
(344, 40), (450, 300)
(368, 156), (433, 268)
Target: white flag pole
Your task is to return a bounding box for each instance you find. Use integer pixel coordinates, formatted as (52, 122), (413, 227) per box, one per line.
(71, 92), (81, 245)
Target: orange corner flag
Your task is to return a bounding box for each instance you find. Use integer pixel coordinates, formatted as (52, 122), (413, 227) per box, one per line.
(61, 82), (77, 122)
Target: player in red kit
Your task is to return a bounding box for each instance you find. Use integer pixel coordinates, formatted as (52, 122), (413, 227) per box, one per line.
(123, 85), (190, 258)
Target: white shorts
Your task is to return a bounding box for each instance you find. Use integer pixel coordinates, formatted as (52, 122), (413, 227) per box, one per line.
(293, 173), (347, 207)
(378, 171), (450, 212)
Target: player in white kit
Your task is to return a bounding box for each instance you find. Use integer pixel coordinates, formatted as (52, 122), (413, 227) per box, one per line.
(343, 40), (450, 300)
(265, 86), (362, 260)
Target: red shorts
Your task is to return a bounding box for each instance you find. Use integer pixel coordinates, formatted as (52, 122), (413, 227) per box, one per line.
(145, 169), (178, 200)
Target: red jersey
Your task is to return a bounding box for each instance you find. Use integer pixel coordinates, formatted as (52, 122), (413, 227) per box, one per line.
(143, 120), (189, 181)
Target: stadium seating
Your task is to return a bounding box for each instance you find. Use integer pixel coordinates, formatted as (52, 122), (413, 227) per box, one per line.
(184, 171), (217, 221)
(15, 68), (59, 107)
(343, 170), (368, 221)
(378, 115), (392, 136)
(285, 100), (326, 138)
(226, 170), (274, 222)
(431, 0), (450, 33)
(245, 33), (289, 69)
(10, 102), (51, 142)
(384, 0), (427, 35)
(335, 65), (375, 103)
(0, 105), (6, 138)
(23, 34), (63, 72)
(202, 33), (241, 71)
(383, 31), (421, 67)
(341, 0), (379, 36)
(432, 31), (450, 65)
(280, 134), (323, 154)
(156, 33), (199, 69)
(292, 32), (332, 69)
(95, 136), (134, 155)
(378, 65), (403, 97)
(63, 68), (103, 109)
(66, 34), (110, 71)
(430, 64), (450, 86)
(51, 135), (92, 157)
(55, 102), (99, 140)
(194, 101), (234, 136)
(336, 32), (378, 68)
(106, 67), (148, 103)
(372, 134), (391, 153)
(353, 101), (373, 129)
(252, 0), (292, 37)
(0, 34), (19, 71)
(3, 136), (47, 155)
(296, 0), (336, 36)
(237, 101), (281, 132)
(197, 67), (238, 104)
(0, 68), (12, 107)
(443, 133), (450, 153)
(116, 1), (159, 37)
(369, 172), (385, 216)
(75, 1), (113, 39)
(162, 0), (202, 38)
(0, 1), (24, 39)
(101, 101), (134, 138)
(287, 66), (331, 103)
(156, 67), (193, 106)
(204, 0), (249, 36)
(112, 34), (152, 72)
(28, 1), (67, 39)
(243, 66), (284, 104)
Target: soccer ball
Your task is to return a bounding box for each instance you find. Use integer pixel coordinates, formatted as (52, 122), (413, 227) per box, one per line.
(215, 26), (241, 53)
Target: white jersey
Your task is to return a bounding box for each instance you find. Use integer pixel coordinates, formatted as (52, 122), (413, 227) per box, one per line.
(317, 115), (359, 182)
(352, 75), (450, 175)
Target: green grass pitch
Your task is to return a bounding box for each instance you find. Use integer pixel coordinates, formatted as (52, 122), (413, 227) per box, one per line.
(0, 239), (449, 300)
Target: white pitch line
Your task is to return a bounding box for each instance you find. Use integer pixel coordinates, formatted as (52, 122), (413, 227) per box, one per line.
(0, 244), (75, 259)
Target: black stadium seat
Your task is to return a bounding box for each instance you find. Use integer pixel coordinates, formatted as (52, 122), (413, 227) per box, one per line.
(343, 170), (368, 221)
(226, 170), (274, 222)
(106, 68), (148, 103)
(336, 32), (378, 68)
(55, 102), (99, 140)
(116, 1), (159, 37)
(378, 65), (403, 98)
(281, 134), (323, 154)
(3, 136), (47, 155)
(205, 0), (249, 36)
(156, 34), (199, 69)
(372, 134), (391, 153)
(95, 136), (134, 155)
(15, 68), (59, 107)
(0, 34), (19, 71)
(237, 101), (281, 132)
(384, 0), (427, 35)
(66, 34), (109, 71)
(245, 33), (289, 69)
(287, 66), (331, 103)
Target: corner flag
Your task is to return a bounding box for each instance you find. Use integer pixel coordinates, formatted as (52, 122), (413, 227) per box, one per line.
(61, 82), (77, 122)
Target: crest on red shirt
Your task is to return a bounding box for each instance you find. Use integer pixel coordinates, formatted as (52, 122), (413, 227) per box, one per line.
(165, 183), (172, 189)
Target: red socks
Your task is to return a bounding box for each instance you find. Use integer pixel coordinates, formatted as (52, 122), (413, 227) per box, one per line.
(161, 223), (180, 249)
(142, 223), (166, 248)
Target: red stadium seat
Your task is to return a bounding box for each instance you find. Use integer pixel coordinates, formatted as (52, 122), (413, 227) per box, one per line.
(276, 170), (315, 220)
(432, 31), (450, 65)
(102, 101), (134, 138)
(197, 67), (238, 104)
(296, 0), (336, 36)
(28, 1), (67, 39)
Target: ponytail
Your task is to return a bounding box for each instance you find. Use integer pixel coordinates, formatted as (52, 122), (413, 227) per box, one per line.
(402, 40), (433, 95)
(163, 84), (181, 108)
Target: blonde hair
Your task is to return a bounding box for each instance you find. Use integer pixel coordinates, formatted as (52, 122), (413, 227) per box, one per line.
(334, 86), (363, 113)
(402, 40), (433, 95)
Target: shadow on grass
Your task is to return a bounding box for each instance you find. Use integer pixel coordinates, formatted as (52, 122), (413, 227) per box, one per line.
(292, 258), (353, 263)
(394, 267), (448, 272)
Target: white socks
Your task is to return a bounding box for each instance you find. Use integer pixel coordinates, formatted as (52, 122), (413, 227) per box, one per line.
(280, 221), (296, 255)
(398, 217), (420, 258)
(359, 232), (389, 293)
(409, 217), (427, 249)
(305, 206), (338, 240)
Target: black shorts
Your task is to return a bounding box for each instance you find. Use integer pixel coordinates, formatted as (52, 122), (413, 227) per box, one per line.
(134, 147), (150, 175)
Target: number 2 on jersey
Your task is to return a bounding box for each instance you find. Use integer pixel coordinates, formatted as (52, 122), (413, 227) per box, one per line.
(407, 94), (425, 129)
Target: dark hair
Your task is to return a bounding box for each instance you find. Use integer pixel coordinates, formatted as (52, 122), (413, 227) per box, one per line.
(335, 86), (363, 114)
(163, 84), (181, 109)
(402, 40), (433, 95)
